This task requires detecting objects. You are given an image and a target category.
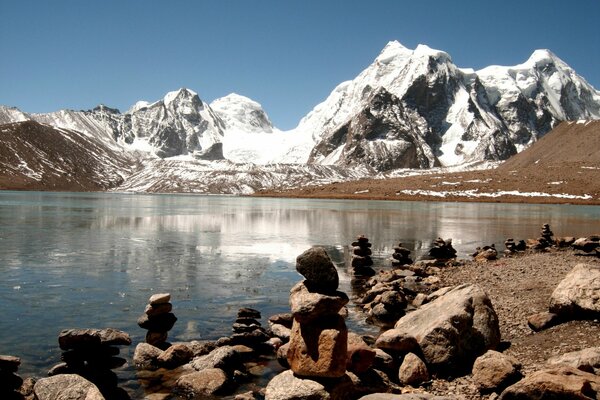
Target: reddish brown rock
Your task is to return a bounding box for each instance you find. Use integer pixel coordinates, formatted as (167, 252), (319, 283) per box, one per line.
(287, 315), (348, 378)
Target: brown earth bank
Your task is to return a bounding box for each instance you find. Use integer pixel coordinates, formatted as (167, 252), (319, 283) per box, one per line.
(419, 249), (600, 399)
(255, 121), (600, 205)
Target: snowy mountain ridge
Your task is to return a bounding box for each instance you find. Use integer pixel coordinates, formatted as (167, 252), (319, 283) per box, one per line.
(1, 41), (599, 193)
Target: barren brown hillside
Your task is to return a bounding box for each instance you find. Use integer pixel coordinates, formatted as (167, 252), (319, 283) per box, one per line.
(0, 121), (134, 191)
(255, 121), (600, 205)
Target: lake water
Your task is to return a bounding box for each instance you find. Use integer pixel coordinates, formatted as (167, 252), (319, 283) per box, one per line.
(1, 191), (599, 393)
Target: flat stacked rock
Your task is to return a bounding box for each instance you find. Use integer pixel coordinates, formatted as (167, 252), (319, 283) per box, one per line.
(391, 242), (413, 268)
(230, 307), (270, 350)
(288, 246), (349, 378)
(351, 235), (375, 276)
(427, 237), (457, 260)
(137, 293), (177, 349)
(0, 355), (23, 399)
(49, 328), (131, 395)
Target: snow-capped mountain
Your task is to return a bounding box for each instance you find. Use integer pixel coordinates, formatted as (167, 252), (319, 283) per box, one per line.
(300, 41), (600, 170)
(1, 40), (599, 193)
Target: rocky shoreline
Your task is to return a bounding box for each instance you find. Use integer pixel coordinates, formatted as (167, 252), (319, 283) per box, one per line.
(2, 228), (600, 399)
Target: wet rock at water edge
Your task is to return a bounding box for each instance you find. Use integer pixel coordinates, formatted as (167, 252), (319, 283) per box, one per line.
(50, 328), (131, 398)
(0, 354), (24, 397)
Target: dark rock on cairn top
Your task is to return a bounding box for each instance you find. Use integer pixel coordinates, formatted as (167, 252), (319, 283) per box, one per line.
(351, 235), (376, 276)
(0, 355), (23, 398)
(296, 246), (339, 292)
(138, 293), (177, 349)
(391, 242), (413, 268)
(49, 328), (131, 397)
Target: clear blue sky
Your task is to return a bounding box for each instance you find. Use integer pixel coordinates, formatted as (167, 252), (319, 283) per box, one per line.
(1, 1), (599, 130)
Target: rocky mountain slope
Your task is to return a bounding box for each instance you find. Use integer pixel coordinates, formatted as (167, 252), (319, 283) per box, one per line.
(0, 41), (599, 193)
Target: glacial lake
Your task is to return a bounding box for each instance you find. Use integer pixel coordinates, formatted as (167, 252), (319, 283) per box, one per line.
(1, 191), (600, 393)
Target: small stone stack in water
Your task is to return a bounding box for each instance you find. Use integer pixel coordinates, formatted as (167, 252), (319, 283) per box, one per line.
(137, 293), (177, 349)
(230, 307), (270, 350)
(0, 355), (23, 398)
(50, 328), (131, 394)
(351, 235), (375, 276)
(428, 237), (457, 260)
(288, 247), (349, 378)
(391, 242), (413, 268)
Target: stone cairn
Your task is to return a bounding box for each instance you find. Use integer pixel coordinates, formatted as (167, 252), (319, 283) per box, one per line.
(528, 223), (555, 250)
(504, 238), (527, 255)
(351, 235), (375, 276)
(471, 244), (498, 262)
(288, 246), (349, 378)
(0, 355), (23, 399)
(428, 237), (457, 260)
(138, 293), (177, 349)
(391, 242), (413, 268)
(230, 307), (270, 350)
(50, 328), (131, 395)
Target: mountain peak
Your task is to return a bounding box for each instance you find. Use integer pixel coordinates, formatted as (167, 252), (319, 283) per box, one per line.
(163, 88), (199, 106)
(525, 49), (560, 67)
(376, 40), (413, 64)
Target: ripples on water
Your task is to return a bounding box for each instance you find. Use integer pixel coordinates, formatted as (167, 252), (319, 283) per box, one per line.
(1, 191), (599, 395)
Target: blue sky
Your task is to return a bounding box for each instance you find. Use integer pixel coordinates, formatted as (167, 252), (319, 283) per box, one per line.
(1, 1), (599, 130)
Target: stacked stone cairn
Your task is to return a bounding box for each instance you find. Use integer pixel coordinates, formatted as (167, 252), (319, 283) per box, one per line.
(0, 355), (23, 399)
(471, 244), (498, 262)
(427, 237), (457, 260)
(287, 246), (349, 378)
(49, 328), (131, 396)
(351, 235), (375, 276)
(230, 307), (270, 351)
(528, 223), (554, 250)
(137, 293), (177, 349)
(504, 238), (527, 255)
(391, 242), (413, 268)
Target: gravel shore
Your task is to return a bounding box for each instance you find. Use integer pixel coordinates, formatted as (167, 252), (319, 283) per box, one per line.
(416, 249), (600, 399)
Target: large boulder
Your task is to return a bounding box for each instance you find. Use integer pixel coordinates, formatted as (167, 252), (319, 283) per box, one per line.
(265, 370), (330, 400)
(547, 347), (600, 373)
(499, 366), (600, 399)
(385, 284), (500, 374)
(287, 315), (348, 378)
(34, 374), (105, 400)
(549, 263), (600, 318)
(296, 247), (339, 292)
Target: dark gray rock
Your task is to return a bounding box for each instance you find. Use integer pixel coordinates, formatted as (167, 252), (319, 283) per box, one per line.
(296, 247), (339, 292)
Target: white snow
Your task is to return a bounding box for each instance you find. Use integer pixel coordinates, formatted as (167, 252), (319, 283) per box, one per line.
(397, 188), (592, 200)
